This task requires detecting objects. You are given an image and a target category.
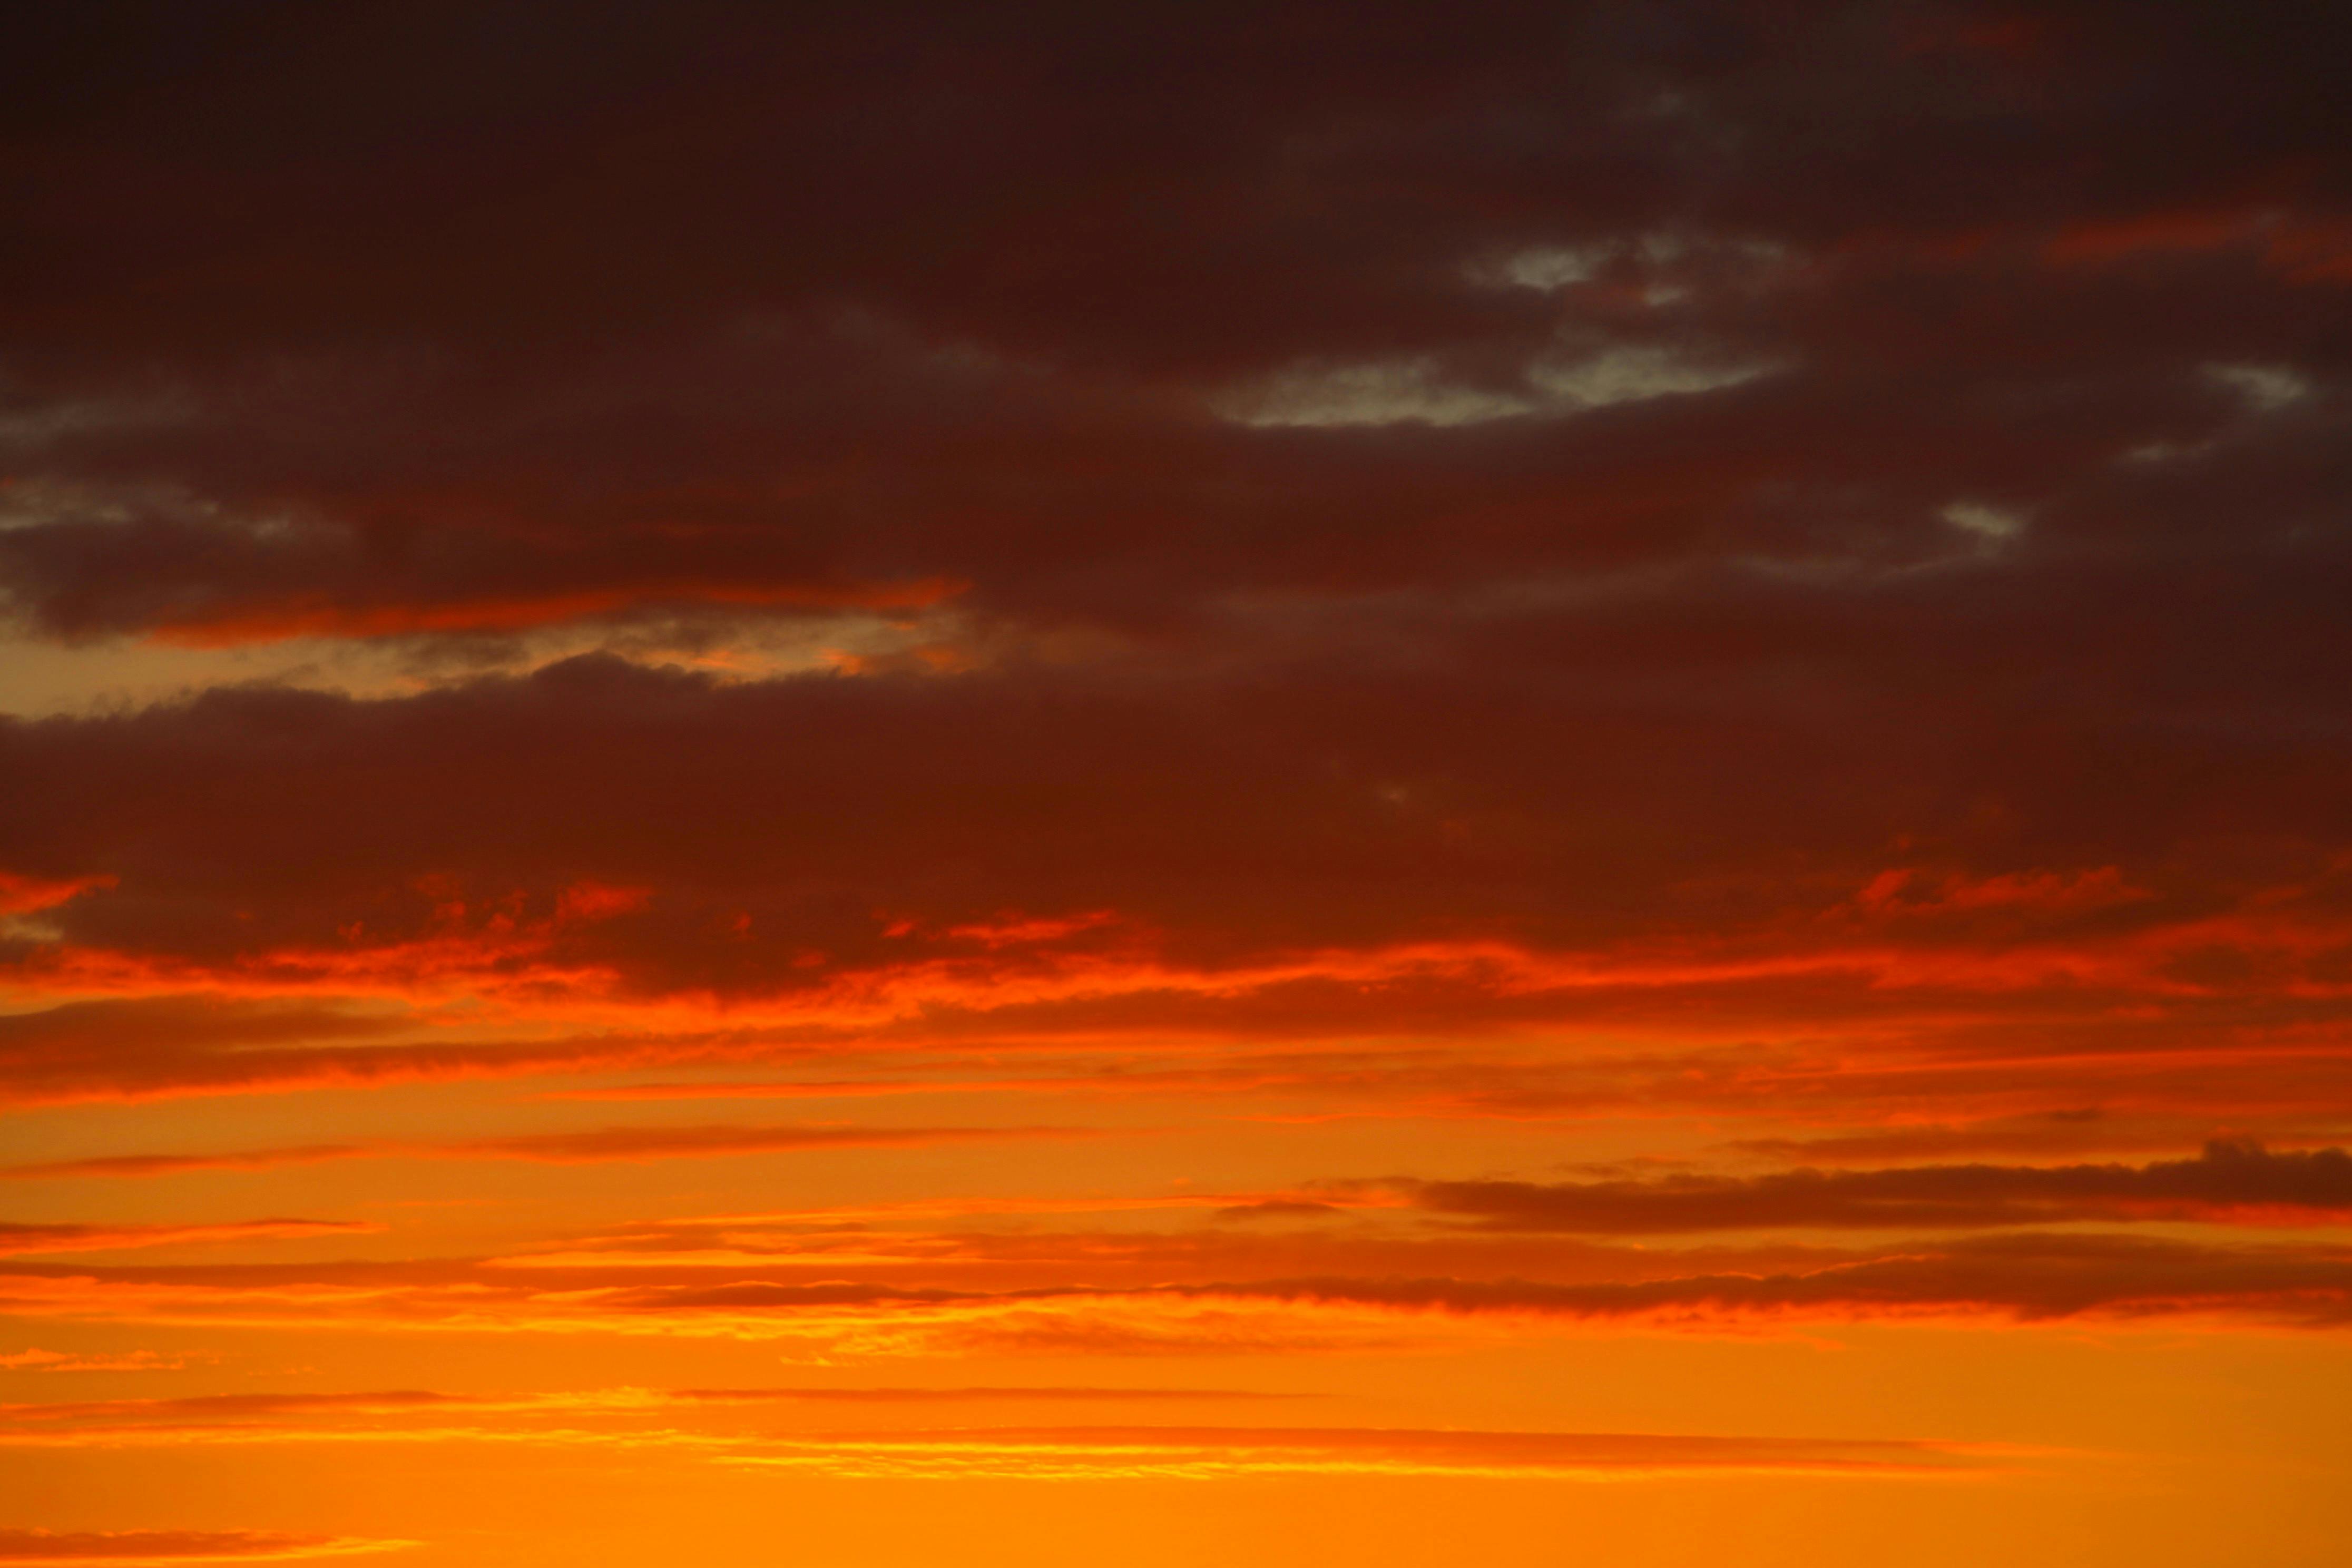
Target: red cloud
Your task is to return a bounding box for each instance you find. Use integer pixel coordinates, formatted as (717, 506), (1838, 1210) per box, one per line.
(0, 873), (115, 917)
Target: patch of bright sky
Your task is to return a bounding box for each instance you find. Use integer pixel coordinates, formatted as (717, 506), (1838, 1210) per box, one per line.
(2203, 362), (2310, 414)
(1467, 233), (1792, 295)
(1484, 246), (1611, 289)
(2121, 364), (2313, 465)
(1528, 346), (1768, 406)
(1219, 345), (1774, 429)
(1940, 501), (2027, 544)
(1217, 358), (1539, 428)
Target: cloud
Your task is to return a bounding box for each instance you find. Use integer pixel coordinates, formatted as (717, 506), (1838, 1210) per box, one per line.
(0, 1534), (409, 1564)
(1213, 359), (1547, 429)
(0, 997), (452, 1106)
(0, 1387), (1977, 1488)
(0, 0), (2345, 1511)
(0, 874), (114, 918)
(0, 1384), (1298, 1445)
(0, 1349), (190, 1373)
(2204, 363), (2312, 414)
(0, 1220), (377, 1256)
(1726, 1111), (2325, 1164)
(138, 579), (960, 651)
(7, 1224), (2349, 1346)
(1211, 346), (1773, 428)
(722, 1424), (1991, 1481)
(1207, 1232), (2352, 1328)
(4, 646), (2348, 1037)
(0, 0), (2339, 667)
(1404, 1141), (2352, 1233)
(5, 1122), (1070, 1180)
(665, 1384), (1293, 1404)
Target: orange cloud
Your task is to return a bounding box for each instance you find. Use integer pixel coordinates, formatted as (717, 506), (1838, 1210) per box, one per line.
(0, 873), (115, 917)
(0, 1388), (1988, 1493)
(0, 1533), (410, 1564)
(9, 1227), (2349, 1347)
(4, 1122), (1074, 1180)
(0, 1349), (191, 1373)
(0, 1384), (1295, 1445)
(721, 1424), (1994, 1481)
(0, 1220), (377, 1256)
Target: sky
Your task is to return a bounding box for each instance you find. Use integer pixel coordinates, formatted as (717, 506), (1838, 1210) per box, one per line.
(2, 2), (2349, 1563)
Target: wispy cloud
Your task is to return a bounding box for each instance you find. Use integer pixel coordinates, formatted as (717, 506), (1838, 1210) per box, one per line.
(5, 1123), (1075, 1181)
(0, 1532), (411, 1563)
(723, 1424), (1995, 1481)
(1402, 1141), (2352, 1233)
(0, 1220), (377, 1256)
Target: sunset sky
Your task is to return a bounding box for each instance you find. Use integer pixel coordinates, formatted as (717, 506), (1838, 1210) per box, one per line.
(3, 3), (2350, 1564)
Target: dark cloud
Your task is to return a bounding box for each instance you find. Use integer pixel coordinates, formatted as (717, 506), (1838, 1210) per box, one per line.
(0, 0), (2345, 1362)
(3, 650), (2346, 969)
(0, 9), (2346, 1141)
(0, 643), (2346, 1142)
(2, 16), (2347, 1549)
(12, 1227), (2347, 1334)
(1406, 1140), (2352, 1232)
(1219, 1230), (2352, 1325)
(0, 0), (2341, 646)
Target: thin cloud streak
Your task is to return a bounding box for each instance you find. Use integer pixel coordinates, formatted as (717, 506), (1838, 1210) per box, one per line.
(0, 1220), (377, 1256)
(1403, 1141), (2352, 1232)
(0, 1391), (1991, 1487)
(0, 1533), (411, 1564)
(4, 1123), (1078, 1180)
(723, 1424), (1994, 1481)
(7, 1230), (2352, 1342)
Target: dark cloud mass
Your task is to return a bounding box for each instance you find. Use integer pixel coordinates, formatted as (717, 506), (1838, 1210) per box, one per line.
(7, 11), (2352, 1563)
(0, 0), (2345, 643)
(0, 4), (2343, 978)
(1, 0), (2350, 1353)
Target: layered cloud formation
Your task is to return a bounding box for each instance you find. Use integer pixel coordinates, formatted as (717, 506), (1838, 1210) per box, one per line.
(1, 4), (2347, 1564)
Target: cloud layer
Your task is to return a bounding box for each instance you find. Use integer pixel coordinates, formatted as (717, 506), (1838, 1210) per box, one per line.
(1, 5), (2346, 1560)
